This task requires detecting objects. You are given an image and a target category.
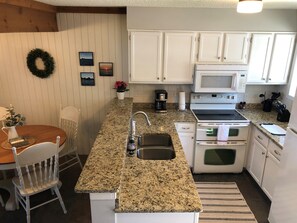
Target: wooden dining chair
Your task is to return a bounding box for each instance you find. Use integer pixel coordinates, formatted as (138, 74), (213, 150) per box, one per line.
(59, 105), (83, 172)
(12, 136), (67, 223)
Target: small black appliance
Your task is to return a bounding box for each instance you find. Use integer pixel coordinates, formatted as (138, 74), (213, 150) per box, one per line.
(274, 100), (291, 122)
(155, 90), (167, 113)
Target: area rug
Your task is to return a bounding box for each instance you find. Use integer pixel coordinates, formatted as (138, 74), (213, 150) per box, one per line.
(196, 182), (258, 223)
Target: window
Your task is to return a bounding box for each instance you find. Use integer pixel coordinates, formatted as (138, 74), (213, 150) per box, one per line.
(289, 49), (297, 97)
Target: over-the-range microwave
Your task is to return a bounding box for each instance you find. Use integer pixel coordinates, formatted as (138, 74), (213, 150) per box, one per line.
(192, 64), (248, 93)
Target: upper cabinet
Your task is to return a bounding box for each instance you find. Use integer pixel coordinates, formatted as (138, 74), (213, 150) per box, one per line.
(247, 33), (296, 85)
(129, 31), (196, 84)
(197, 32), (250, 64)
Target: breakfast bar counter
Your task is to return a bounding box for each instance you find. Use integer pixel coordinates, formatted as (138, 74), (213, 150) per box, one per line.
(75, 98), (201, 218)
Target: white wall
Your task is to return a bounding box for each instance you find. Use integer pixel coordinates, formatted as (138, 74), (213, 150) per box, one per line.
(127, 7), (297, 31)
(0, 13), (128, 154)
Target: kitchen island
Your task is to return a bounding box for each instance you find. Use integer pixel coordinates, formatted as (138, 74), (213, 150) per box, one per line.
(75, 98), (202, 223)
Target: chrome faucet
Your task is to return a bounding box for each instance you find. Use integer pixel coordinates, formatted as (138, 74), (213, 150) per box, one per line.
(129, 111), (151, 140)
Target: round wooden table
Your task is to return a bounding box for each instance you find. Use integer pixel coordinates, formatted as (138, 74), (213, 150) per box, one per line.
(0, 125), (66, 211)
(0, 125), (66, 167)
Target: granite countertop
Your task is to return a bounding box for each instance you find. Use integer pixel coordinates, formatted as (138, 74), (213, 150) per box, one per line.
(75, 98), (202, 213)
(238, 107), (288, 147)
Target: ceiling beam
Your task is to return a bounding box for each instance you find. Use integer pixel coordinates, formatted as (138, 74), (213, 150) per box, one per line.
(0, 0), (58, 33)
(0, 0), (57, 13)
(57, 6), (127, 14)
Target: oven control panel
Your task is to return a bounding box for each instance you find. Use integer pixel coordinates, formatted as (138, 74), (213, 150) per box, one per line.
(190, 93), (238, 104)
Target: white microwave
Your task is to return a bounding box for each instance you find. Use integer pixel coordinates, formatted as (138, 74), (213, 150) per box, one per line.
(192, 64), (248, 93)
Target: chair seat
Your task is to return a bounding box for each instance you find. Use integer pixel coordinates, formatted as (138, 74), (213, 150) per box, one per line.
(12, 171), (59, 196)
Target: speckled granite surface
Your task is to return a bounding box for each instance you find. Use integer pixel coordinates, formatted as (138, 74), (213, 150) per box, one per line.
(75, 98), (133, 193)
(116, 108), (200, 212)
(75, 98), (202, 213)
(238, 107), (288, 147)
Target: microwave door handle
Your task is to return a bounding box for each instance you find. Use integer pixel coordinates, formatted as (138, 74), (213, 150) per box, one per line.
(233, 74), (237, 90)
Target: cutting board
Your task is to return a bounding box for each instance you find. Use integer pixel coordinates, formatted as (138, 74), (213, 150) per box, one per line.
(260, 123), (286, 136)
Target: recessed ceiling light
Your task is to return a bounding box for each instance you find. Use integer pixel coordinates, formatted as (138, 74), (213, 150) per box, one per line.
(237, 0), (263, 14)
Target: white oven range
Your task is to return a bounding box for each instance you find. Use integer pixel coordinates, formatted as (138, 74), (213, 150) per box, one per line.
(190, 93), (250, 173)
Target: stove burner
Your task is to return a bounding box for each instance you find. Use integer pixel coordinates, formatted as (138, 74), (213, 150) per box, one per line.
(192, 109), (247, 121)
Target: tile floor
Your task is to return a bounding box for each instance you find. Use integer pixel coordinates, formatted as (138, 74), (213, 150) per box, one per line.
(1, 156), (270, 223)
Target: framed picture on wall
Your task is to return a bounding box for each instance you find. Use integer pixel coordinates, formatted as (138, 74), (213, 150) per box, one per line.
(80, 72), (95, 86)
(99, 62), (113, 76)
(79, 52), (94, 66)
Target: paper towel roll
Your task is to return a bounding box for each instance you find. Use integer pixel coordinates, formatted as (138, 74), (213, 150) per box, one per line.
(179, 91), (186, 110)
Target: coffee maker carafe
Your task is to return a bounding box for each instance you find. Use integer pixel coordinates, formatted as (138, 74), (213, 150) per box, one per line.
(155, 90), (167, 113)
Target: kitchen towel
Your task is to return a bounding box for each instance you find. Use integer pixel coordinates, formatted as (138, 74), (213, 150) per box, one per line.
(217, 125), (230, 141)
(179, 91), (186, 111)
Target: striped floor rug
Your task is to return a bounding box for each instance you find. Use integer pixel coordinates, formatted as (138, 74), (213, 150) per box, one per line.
(196, 182), (258, 223)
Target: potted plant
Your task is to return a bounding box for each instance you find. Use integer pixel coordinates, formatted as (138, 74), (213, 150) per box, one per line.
(114, 81), (129, 100)
(2, 105), (26, 140)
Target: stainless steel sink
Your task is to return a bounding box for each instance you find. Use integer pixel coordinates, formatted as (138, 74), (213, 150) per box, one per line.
(136, 133), (176, 160)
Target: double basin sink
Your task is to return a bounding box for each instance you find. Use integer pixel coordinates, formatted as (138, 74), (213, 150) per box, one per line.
(129, 133), (176, 160)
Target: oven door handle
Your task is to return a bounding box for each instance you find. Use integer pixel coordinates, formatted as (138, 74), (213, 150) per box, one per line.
(197, 141), (247, 146)
(197, 123), (250, 128)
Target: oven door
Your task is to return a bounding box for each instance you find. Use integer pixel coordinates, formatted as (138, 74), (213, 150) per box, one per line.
(193, 141), (246, 173)
(196, 123), (249, 141)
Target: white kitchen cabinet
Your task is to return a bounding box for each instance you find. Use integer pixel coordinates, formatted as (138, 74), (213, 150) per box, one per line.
(247, 33), (295, 84)
(197, 32), (250, 64)
(247, 33), (273, 84)
(249, 139), (267, 185)
(261, 151), (280, 200)
(175, 122), (196, 168)
(129, 31), (163, 83)
(129, 31), (196, 84)
(247, 125), (282, 200)
(267, 33), (295, 84)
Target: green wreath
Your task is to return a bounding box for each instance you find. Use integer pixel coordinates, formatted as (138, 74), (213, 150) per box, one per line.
(26, 48), (55, 78)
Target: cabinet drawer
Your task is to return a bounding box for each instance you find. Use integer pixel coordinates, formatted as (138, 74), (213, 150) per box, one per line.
(268, 141), (282, 161)
(254, 128), (269, 148)
(175, 123), (195, 133)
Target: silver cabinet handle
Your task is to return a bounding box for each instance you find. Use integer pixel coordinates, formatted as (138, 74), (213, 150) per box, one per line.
(163, 77), (166, 80)
(218, 57), (221, 59)
(224, 57), (226, 60)
(269, 78), (272, 81)
(182, 127), (190, 130)
(257, 135), (263, 140)
(262, 152), (265, 155)
(157, 77), (160, 80)
(261, 78), (265, 80)
(274, 150), (281, 156)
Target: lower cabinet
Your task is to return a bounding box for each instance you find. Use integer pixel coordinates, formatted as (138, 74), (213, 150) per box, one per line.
(247, 126), (281, 200)
(175, 122), (196, 168)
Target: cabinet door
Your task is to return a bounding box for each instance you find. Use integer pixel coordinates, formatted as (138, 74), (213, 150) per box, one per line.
(247, 33), (273, 84)
(249, 139), (267, 186)
(223, 33), (250, 64)
(163, 32), (196, 83)
(177, 132), (195, 168)
(197, 32), (223, 63)
(262, 152), (280, 200)
(130, 31), (163, 83)
(268, 33), (295, 84)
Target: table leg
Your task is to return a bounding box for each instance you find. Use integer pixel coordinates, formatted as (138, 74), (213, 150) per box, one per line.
(0, 179), (16, 211)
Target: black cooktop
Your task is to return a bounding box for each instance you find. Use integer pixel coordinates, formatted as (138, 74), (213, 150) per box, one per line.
(192, 109), (247, 121)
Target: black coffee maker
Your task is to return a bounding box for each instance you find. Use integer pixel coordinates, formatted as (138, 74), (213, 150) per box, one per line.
(155, 90), (167, 113)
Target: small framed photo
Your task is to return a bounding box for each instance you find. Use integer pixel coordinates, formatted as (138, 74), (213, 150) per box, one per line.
(80, 72), (95, 86)
(79, 52), (94, 66)
(99, 62), (113, 76)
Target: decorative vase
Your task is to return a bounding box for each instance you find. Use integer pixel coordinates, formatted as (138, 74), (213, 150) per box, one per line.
(117, 92), (125, 100)
(2, 126), (19, 140)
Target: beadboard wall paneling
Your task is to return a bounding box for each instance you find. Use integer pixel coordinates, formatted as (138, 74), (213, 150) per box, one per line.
(0, 13), (128, 154)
